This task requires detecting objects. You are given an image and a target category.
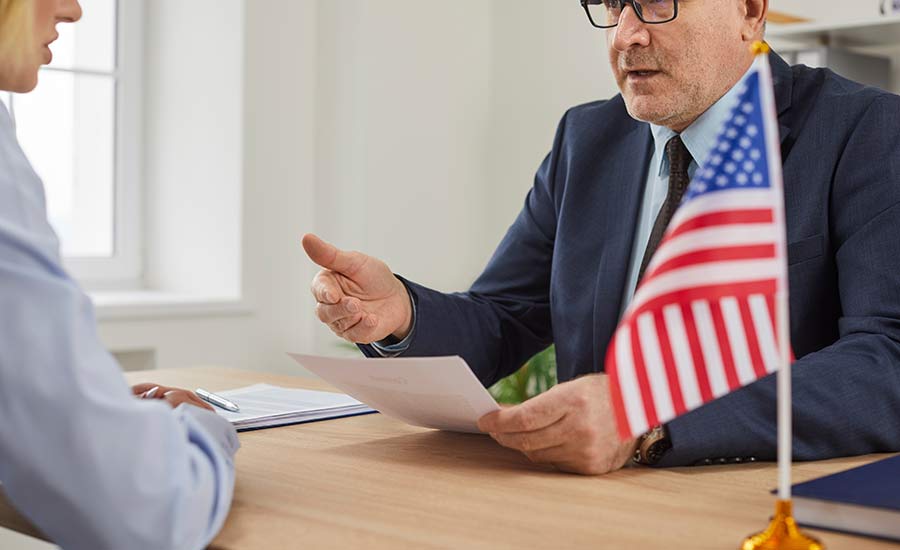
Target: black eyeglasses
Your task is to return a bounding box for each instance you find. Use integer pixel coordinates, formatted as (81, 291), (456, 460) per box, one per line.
(581, 0), (679, 29)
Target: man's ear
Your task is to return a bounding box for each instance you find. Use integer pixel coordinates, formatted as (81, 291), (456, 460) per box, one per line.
(741, 0), (768, 41)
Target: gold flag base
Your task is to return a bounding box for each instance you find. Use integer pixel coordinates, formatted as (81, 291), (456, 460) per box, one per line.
(741, 500), (824, 550)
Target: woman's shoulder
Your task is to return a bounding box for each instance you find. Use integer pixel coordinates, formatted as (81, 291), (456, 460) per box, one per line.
(0, 105), (62, 261)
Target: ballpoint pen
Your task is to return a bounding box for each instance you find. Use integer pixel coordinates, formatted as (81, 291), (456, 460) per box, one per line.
(196, 388), (241, 412)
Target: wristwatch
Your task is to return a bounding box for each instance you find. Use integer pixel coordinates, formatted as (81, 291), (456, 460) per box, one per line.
(632, 425), (672, 465)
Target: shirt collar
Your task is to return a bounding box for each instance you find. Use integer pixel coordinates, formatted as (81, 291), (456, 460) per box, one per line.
(649, 65), (753, 178)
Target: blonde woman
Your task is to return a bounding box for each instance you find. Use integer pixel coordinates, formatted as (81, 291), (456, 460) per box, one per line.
(0, 1), (238, 549)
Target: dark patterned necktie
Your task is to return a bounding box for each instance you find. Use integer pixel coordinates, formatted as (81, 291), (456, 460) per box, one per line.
(637, 135), (694, 282)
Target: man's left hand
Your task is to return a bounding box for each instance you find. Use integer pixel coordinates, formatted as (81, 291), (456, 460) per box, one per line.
(477, 374), (638, 475)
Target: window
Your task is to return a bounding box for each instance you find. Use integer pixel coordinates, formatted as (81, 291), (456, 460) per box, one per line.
(4, 0), (143, 287)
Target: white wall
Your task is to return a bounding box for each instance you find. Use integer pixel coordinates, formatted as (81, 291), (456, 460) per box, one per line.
(311, 0), (496, 352)
(143, 0), (244, 297)
(98, 0), (322, 374)
(315, 0), (493, 290)
(241, 0), (321, 371)
(487, 0), (619, 241)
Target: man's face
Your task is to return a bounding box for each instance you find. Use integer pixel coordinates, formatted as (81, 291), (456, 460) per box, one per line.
(607, 0), (753, 132)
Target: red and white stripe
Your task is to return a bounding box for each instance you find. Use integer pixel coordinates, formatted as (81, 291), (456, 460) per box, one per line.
(607, 186), (789, 440)
(607, 54), (793, 443)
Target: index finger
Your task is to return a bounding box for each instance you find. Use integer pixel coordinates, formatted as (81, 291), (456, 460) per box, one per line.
(478, 391), (567, 434)
(132, 383), (158, 395)
(164, 390), (215, 412)
(310, 270), (344, 304)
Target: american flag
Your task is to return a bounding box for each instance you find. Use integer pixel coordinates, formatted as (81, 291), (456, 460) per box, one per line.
(607, 55), (791, 440)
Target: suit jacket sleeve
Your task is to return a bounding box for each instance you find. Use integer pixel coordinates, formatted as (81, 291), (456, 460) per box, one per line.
(659, 94), (900, 466)
(360, 112), (572, 387)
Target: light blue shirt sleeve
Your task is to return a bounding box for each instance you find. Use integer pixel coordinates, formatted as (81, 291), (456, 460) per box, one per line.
(0, 104), (239, 550)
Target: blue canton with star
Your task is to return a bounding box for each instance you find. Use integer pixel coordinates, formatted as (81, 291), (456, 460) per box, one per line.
(683, 71), (771, 203)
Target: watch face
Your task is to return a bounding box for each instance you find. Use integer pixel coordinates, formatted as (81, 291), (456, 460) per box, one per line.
(632, 425), (672, 465)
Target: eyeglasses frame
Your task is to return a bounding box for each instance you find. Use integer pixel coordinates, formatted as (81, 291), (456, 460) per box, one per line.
(580, 0), (680, 29)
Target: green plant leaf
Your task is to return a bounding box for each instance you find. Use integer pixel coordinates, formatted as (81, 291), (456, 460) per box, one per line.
(489, 346), (557, 404)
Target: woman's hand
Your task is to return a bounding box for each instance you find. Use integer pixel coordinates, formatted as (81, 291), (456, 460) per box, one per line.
(132, 383), (215, 412)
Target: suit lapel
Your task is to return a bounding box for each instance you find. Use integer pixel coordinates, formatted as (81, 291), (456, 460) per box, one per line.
(592, 121), (654, 372)
(771, 51), (794, 147)
(769, 50), (806, 254)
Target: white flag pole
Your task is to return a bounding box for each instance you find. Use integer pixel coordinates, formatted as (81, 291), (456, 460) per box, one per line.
(776, 278), (792, 499)
(754, 43), (792, 500)
(742, 42), (823, 550)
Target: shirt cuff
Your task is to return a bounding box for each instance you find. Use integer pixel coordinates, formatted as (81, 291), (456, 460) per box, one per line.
(177, 404), (241, 456)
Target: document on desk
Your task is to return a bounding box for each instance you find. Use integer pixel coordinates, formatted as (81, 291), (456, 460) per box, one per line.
(288, 354), (501, 433)
(213, 383), (375, 431)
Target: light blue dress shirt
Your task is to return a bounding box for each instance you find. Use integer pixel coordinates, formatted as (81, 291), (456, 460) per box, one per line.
(374, 69), (750, 357)
(0, 103), (239, 550)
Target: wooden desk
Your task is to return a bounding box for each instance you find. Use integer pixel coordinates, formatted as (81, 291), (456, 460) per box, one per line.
(1, 367), (897, 549)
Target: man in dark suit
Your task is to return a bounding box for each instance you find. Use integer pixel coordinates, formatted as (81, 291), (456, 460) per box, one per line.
(302, 0), (900, 474)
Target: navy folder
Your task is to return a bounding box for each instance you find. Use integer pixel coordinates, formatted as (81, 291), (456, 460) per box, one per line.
(791, 454), (900, 542)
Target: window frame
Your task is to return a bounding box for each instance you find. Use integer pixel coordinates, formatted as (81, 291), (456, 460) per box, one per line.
(49, 0), (144, 289)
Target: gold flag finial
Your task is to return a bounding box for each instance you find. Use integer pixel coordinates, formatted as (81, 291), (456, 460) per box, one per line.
(742, 500), (824, 550)
(751, 41), (771, 55)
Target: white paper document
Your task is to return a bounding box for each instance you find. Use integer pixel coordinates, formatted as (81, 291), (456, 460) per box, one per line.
(287, 354), (501, 433)
(212, 383), (375, 431)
